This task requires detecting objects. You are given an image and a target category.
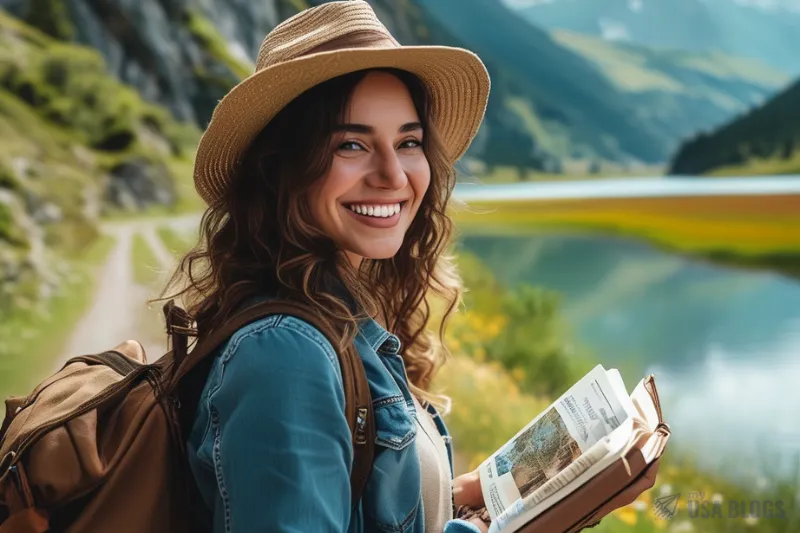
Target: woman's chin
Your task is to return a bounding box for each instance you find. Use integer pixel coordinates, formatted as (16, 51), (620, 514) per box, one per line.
(348, 241), (403, 262)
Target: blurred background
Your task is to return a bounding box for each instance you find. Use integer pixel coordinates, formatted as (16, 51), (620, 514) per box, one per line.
(0, 0), (799, 530)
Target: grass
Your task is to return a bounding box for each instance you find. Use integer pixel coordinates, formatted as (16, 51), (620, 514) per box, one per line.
(131, 232), (162, 287)
(433, 355), (550, 473)
(708, 151), (800, 177)
(157, 225), (197, 259)
(473, 165), (665, 184)
(453, 194), (800, 277)
(0, 234), (115, 399)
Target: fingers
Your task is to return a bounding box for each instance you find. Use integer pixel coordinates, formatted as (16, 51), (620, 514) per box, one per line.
(468, 516), (490, 533)
(453, 469), (484, 508)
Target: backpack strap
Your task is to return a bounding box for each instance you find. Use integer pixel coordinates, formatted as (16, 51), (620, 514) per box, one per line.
(166, 299), (376, 509)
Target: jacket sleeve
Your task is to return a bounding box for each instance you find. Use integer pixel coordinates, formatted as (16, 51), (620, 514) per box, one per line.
(204, 323), (352, 533)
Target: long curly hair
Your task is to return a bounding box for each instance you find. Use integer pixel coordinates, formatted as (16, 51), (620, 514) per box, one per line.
(160, 68), (463, 398)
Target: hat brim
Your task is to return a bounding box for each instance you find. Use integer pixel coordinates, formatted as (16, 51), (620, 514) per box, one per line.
(193, 46), (490, 205)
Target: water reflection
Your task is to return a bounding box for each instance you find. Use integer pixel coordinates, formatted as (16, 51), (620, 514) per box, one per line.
(459, 233), (800, 480)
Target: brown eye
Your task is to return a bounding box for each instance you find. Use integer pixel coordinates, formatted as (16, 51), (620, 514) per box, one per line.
(399, 139), (422, 150)
(339, 141), (364, 151)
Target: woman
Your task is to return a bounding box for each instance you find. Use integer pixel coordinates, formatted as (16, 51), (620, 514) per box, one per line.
(163, 1), (491, 532)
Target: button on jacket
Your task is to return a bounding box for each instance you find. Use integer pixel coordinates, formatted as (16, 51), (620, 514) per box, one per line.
(186, 309), (483, 533)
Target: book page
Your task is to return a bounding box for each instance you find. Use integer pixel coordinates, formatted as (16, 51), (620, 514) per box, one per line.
(487, 417), (638, 533)
(479, 365), (637, 520)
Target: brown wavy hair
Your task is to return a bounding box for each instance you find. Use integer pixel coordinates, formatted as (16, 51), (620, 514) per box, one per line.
(160, 68), (462, 396)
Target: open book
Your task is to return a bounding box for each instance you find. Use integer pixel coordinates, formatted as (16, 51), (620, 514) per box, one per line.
(478, 365), (666, 533)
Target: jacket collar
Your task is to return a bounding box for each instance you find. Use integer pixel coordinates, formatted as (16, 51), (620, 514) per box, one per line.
(240, 272), (402, 355)
(358, 316), (402, 355)
(322, 271), (402, 355)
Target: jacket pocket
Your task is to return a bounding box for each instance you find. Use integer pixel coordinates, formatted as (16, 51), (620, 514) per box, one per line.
(373, 395), (416, 450)
(362, 398), (422, 532)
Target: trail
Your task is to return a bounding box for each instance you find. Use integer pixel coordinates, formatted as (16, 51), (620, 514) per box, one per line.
(55, 214), (201, 369)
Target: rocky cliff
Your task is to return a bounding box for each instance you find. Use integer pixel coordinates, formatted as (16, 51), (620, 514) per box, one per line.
(0, 0), (297, 125)
(0, 9), (198, 311)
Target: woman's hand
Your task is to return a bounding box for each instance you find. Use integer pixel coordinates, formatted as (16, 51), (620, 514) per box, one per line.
(453, 468), (484, 509)
(454, 469), (491, 532)
(467, 515), (490, 533)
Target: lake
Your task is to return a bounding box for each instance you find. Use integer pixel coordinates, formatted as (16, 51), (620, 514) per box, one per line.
(148, 178), (800, 483)
(455, 178), (800, 483)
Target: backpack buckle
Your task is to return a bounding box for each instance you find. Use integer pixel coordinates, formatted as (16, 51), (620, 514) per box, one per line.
(0, 451), (14, 477)
(354, 407), (368, 445)
(3, 454), (36, 510)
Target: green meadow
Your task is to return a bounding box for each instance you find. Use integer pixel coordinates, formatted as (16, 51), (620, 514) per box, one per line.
(452, 193), (800, 279)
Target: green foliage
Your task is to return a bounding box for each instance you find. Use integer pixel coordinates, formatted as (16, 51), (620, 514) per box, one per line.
(21, 0), (75, 40)
(0, 202), (14, 243)
(0, 202), (28, 248)
(182, 8), (251, 80)
(487, 285), (575, 398)
(0, 9), (199, 158)
(157, 225), (195, 259)
(670, 78), (800, 175)
(452, 250), (583, 397)
(131, 233), (162, 287)
(432, 355), (550, 471)
(3, 44), (168, 152)
(0, 161), (18, 190)
(0, 234), (115, 398)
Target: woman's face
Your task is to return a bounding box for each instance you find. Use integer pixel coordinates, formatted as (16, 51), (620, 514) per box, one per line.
(309, 71), (431, 267)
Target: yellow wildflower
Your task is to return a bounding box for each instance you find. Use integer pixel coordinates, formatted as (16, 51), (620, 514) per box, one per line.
(614, 506), (638, 526)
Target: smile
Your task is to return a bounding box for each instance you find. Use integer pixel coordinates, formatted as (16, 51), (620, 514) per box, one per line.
(345, 202), (403, 218)
(343, 201), (408, 229)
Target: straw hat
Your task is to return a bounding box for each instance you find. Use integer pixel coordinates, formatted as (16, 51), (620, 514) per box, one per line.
(193, 0), (490, 206)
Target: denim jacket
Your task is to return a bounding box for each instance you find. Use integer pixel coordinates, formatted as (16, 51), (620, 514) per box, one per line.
(186, 309), (482, 533)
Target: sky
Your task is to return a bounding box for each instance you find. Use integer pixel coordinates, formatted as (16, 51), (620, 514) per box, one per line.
(502, 0), (800, 11)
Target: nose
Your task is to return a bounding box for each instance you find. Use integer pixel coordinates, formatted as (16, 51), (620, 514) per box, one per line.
(367, 148), (408, 190)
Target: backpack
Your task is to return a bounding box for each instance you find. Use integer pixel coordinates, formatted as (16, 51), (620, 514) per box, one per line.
(0, 299), (375, 533)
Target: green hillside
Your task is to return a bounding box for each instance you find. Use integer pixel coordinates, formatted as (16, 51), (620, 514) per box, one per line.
(669, 78), (800, 175)
(0, 9), (199, 310)
(553, 30), (787, 96)
(5, 0), (785, 177)
(413, 0), (784, 172)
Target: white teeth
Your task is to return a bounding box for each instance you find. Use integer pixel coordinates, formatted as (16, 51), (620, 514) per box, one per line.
(347, 202), (402, 218)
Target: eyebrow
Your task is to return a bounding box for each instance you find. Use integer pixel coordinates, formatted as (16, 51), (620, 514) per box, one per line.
(333, 122), (423, 134)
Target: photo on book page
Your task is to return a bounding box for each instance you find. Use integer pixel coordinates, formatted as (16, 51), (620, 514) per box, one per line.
(480, 365), (637, 518)
(494, 407), (583, 501)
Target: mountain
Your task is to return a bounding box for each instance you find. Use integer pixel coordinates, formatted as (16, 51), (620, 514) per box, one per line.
(0, 0), (789, 172)
(534, 29), (787, 161)
(669, 78), (800, 175)
(513, 0), (800, 75)
(415, 0), (786, 167)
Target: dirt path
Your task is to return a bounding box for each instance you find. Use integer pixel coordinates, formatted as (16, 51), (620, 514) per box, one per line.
(56, 214), (201, 369)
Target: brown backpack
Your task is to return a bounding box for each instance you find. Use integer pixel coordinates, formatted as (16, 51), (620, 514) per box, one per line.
(0, 299), (375, 533)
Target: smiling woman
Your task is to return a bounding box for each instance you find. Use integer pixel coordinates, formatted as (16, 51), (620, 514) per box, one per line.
(154, 2), (497, 532)
(309, 70), (432, 265)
